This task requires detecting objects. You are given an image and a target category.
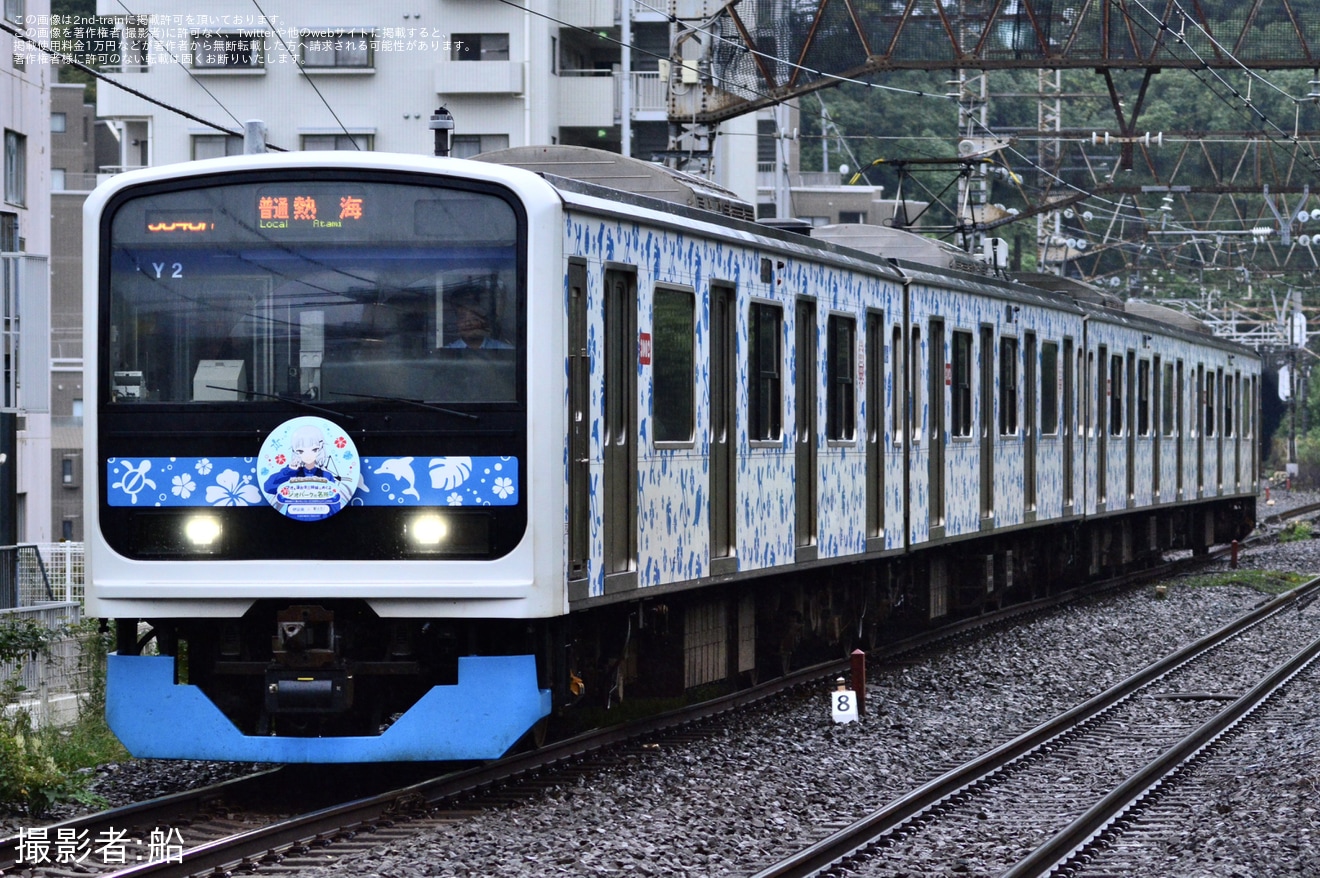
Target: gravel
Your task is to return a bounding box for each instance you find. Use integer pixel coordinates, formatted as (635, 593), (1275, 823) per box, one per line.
(6, 490), (1319, 876)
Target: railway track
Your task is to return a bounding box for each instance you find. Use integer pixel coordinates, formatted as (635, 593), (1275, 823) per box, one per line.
(0, 545), (1283, 878)
(749, 574), (1320, 878)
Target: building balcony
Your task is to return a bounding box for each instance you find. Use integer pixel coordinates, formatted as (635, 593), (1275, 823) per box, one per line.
(434, 61), (525, 95)
(558, 72), (617, 127)
(558, 71), (667, 127)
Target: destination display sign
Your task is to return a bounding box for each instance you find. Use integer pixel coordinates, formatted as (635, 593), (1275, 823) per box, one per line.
(145, 209), (214, 234)
(256, 190), (366, 231)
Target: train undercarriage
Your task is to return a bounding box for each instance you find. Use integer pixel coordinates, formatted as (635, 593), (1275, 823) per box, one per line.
(111, 496), (1253, 761)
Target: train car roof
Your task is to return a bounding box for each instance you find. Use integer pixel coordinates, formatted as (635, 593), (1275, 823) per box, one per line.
(474, 145), (756, 222)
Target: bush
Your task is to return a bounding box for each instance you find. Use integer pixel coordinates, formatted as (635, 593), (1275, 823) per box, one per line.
(1279, 520), (1314, 543)
(0, 617), (124, 816)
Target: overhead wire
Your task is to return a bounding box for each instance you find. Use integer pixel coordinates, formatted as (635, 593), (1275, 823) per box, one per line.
(111, 0), (246, 132)
(248, 0), (361, 147)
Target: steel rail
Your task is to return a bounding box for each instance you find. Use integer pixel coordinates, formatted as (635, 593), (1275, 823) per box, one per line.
(0, 547), (1255, 878)
(749, 574), (1320, 878)
(1003, 629), (1320, 878)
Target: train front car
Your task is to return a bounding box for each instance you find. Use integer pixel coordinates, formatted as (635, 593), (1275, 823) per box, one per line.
(84, 154), (565, 762)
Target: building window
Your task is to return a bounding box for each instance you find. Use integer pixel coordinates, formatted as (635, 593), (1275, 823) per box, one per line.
(3, 130), (25, 208)
(451, 33), (510, 61)
(119, 16), (150, 71)
(0, 211), (16, 251)
(52, 168), (66, 190)
(838, 210), (867, 224)
(749, 302), (782, 441)
(999, 336), (1018, 435)
(826, 315), (856, 441)
(1041, 341), (1059, 434)
(192, 134), (243, 160)
(4, 0), (23, 24)
(191, 32), (264, 69)
(61, 456), (77, 486)
(757, 119), (776, 165)
(301, 133), (373, 151)
(653, 288), (694, 443)
(51, 112), (67, 134)
(62, 519), (75, 541)
(951, 330), (973, 437)
(450, 134), (510, 159)
(301, 30), (372, 68)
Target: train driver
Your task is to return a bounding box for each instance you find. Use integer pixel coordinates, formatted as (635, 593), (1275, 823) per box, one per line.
(445, 284), (513, 350)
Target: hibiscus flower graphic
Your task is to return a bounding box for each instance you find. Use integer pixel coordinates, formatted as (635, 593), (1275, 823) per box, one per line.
(171, 474), (196, 499)
(207, 469), (263, 506)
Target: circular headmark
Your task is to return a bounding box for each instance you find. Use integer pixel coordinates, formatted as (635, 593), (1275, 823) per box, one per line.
(256, 416), (360, 521)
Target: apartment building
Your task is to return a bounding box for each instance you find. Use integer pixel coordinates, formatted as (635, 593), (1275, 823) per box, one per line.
(48, 79), (104, 542)
(91, 0), (756, 200)
(2, 0), (52, 546)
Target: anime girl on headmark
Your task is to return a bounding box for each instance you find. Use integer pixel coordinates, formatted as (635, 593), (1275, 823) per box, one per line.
(258, 417), (361, 522)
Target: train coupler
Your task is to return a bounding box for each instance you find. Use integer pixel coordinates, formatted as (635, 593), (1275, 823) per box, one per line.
(265, 669), (354, 714)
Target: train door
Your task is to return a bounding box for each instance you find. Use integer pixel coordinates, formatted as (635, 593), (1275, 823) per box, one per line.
(603, 269), (637, 585)
(865, 312), (884, 548)
(1225, 371), (1236, 492)
(929, 319), (945, 532)
(1096, 345), (1108, 510)
(709, 283), (736, 573)
(1024, 331), (1037, 517)
(1063, 338), (1074, 514)
(1215, 368), (1225, 492)
(1126, 350), (1136, 504)
(795, 298), (818, 558)
(1196, 365), (1206, 497)
(1176, 360), (1185, 499)
(568, 261), (590, 588)
(1152, 356), (1162, 501)
(979, 326), (994, 522)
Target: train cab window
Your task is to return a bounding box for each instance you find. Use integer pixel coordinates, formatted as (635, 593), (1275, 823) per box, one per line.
(1109, 355), (1123, 436)
(749, 302), (783, 441)
(1137, 359), (1151, 436)
(826, 314), (856, 441)
(653, 287), (695, 443)
(104, 180), (522, 407)
(951, 330), (973, 437)
(1040, 341), (1058, 435)
(999, 336), (1018, 435)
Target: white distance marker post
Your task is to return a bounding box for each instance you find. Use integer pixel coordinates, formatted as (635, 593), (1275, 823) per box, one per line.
(831, 678), (859, 724)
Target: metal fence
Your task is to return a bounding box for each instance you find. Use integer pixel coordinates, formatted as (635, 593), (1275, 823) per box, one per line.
(1, 543), (90, 728)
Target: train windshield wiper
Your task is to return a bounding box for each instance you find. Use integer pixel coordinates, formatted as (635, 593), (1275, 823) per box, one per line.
(208, 385), (355, 420)
(328, 390), (479, 421)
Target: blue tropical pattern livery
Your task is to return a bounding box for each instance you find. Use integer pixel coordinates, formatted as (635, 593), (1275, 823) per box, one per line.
(106, 456), (520, 508)
(563, 208), (1259, 601)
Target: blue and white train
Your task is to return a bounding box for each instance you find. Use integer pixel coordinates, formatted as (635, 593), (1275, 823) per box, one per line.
(84, 146), (1258, 762)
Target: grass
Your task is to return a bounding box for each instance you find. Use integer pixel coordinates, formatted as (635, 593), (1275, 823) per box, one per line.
(1179, 569), (1312, 595)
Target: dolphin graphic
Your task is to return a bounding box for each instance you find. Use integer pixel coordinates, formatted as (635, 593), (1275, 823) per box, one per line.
(373, 457), (420, 500)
